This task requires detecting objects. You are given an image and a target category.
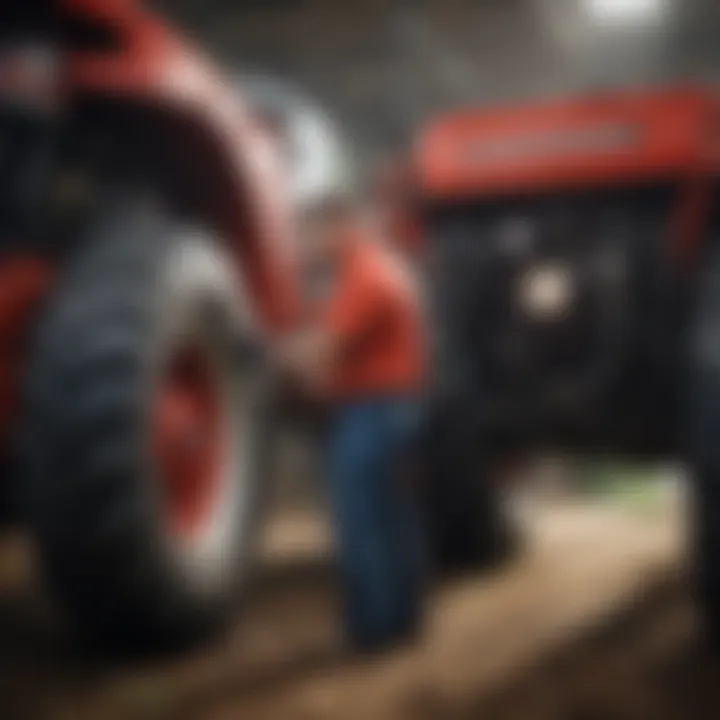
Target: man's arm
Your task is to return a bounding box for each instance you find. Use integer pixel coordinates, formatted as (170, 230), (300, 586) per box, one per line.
(275, 263), (392, 394)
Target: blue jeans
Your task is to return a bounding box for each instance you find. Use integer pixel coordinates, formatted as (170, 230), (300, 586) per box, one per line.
(327, 396), (425, 651)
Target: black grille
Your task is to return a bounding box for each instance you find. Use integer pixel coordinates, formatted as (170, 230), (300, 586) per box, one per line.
(425, 185), (677, 431)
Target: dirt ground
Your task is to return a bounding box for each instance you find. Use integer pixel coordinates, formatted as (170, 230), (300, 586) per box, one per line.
(0, 489), (716, 720)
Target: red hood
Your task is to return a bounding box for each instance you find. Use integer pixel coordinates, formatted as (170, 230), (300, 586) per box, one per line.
(416, 86), (720, 200)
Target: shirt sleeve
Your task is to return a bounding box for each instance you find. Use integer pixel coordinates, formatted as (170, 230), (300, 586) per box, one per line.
(326, 256), (394, 356)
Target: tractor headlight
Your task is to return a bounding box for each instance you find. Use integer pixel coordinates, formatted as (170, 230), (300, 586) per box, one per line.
(518, 263), (576, 321)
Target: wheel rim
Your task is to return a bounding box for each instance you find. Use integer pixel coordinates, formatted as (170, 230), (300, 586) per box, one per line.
(154, 344), (225, 539)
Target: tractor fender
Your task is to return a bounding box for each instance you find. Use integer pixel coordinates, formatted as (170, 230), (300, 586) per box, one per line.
(61, 0), (300, 332)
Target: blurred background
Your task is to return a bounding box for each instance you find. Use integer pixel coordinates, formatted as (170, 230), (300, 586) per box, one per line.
(156, 0), (720, 151)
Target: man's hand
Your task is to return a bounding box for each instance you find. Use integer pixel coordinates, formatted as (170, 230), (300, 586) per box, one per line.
(275, 328), (334, 396)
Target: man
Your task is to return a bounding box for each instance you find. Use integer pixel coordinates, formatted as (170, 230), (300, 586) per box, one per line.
(280, 194), (427, 652)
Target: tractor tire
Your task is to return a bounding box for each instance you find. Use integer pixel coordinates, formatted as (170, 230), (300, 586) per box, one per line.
(423, 398), (518, 576)
(688, 248), (720, 647)
(21, 203), (268, 655)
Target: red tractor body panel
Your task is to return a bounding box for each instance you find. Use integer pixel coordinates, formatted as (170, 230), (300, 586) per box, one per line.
(0, 260), (52, 441)
(418, 87), (720, 197)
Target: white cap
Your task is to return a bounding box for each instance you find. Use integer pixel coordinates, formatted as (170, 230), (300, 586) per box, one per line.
(238, 74), (357, 209)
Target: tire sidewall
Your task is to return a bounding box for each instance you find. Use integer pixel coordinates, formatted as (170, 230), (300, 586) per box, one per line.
(141, 232), (263, 612)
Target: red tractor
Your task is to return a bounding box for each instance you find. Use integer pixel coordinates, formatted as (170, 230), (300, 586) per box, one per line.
(414, 87), (720, 636)
(0, 0), (301, 653)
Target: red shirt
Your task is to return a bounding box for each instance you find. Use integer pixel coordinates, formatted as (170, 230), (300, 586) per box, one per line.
(316, 233), (426, 401)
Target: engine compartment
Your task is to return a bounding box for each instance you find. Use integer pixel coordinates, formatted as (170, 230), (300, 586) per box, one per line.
(424, 184), (691, 455)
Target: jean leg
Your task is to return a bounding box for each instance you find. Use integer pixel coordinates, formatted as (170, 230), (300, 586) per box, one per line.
(376, 400), (427, 637)
(327, 404), (398, 650)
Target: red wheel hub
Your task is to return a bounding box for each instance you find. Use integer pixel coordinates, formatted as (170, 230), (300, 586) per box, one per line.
(153, 345), (224, 538)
